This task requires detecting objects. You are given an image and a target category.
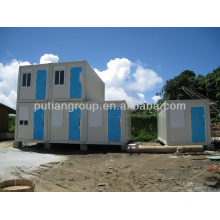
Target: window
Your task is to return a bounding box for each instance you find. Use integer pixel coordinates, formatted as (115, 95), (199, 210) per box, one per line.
(170, 109), (185, 128)
(19, 107), (29, 126)
(22, 73), (31, 87)
(55, 70), (64, 85)
(51, 109), (64, 127)
(19, 120), (28, 126)
(88, 105), (102, 128)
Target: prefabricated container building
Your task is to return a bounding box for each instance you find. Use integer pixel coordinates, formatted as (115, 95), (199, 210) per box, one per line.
(157, 100), (211, 146)
(15, 61), (131, 150)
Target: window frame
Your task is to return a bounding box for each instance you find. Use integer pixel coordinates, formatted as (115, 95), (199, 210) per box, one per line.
(19, 120), (29, 126)
(88, 105), (103, 128)
(170, 109), (185, 128)
(51, 109), (64, 127)
(54, 69), (65, 86)
(21, 70), (32, 87)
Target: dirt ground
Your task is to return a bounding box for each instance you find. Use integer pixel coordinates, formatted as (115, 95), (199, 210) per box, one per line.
(0, 141), (220, 192)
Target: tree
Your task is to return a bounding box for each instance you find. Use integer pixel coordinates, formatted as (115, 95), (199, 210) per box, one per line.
(163, 70), (196, 100)
(161, 67), (220, 121)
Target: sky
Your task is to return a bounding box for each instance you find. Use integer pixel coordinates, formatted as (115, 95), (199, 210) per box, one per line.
(0, 27), (220, 109)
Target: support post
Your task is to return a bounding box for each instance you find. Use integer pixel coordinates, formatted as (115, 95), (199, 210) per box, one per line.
(13, 141), (22, 148)
(121, 145), (127, 152)
(80, 144), (88, 151)
(44, 143), (52, 150)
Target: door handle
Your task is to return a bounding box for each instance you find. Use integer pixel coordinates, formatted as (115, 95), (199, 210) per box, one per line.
(79, 122), (80, 127)
(42, 122), (44, 126)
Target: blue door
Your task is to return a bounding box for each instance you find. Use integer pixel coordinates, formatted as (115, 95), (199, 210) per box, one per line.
(70, 67), (82, 98)
(69, 108), (81, 140)
(108, 107), (121, 142)
(36, 70), (47, 99)
(191, 107), (206, 142)
(33, 109), (44, 140)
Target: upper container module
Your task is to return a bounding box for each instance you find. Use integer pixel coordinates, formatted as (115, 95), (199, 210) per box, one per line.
(17, 60), (105, 102)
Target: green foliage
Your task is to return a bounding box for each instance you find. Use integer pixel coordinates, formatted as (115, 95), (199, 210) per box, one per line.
(163, 70), (196, 100)
(131, 104), (158, 142)
(8, 116), (15, 132)
(205, 67), (220, 105)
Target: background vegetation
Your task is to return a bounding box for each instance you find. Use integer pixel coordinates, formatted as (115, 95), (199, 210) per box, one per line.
(8, 115), (15, 132)
(131, 66), (220, 142)
(131, 105), (157, 142)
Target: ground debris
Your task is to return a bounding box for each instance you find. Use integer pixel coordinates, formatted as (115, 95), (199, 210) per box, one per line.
(204, 181), (219, 187)
(48, 161), (60, 165)
(193, 167), (202, 169)
(97, 183), (108, 186)
(204, 176), (220, 188)
(101, 171), (112, 176)
(206, 156), (220, 160)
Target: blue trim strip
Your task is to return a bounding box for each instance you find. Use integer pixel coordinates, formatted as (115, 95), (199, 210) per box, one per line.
(70, 67), (82, 98)
(36, 69), (47, 99)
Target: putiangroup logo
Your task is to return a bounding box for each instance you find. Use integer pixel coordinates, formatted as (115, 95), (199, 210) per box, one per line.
(34, 102), (186, 112)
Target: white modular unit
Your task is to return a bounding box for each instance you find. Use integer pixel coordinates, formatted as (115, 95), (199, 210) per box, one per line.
(48, 102), (86, 144)
(17, 60), (105, 103)
(85, 101), (131, 146)
(15, 102), (86, 144)
(15, 102), (49, 142)
(157, 100), (211, 146)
